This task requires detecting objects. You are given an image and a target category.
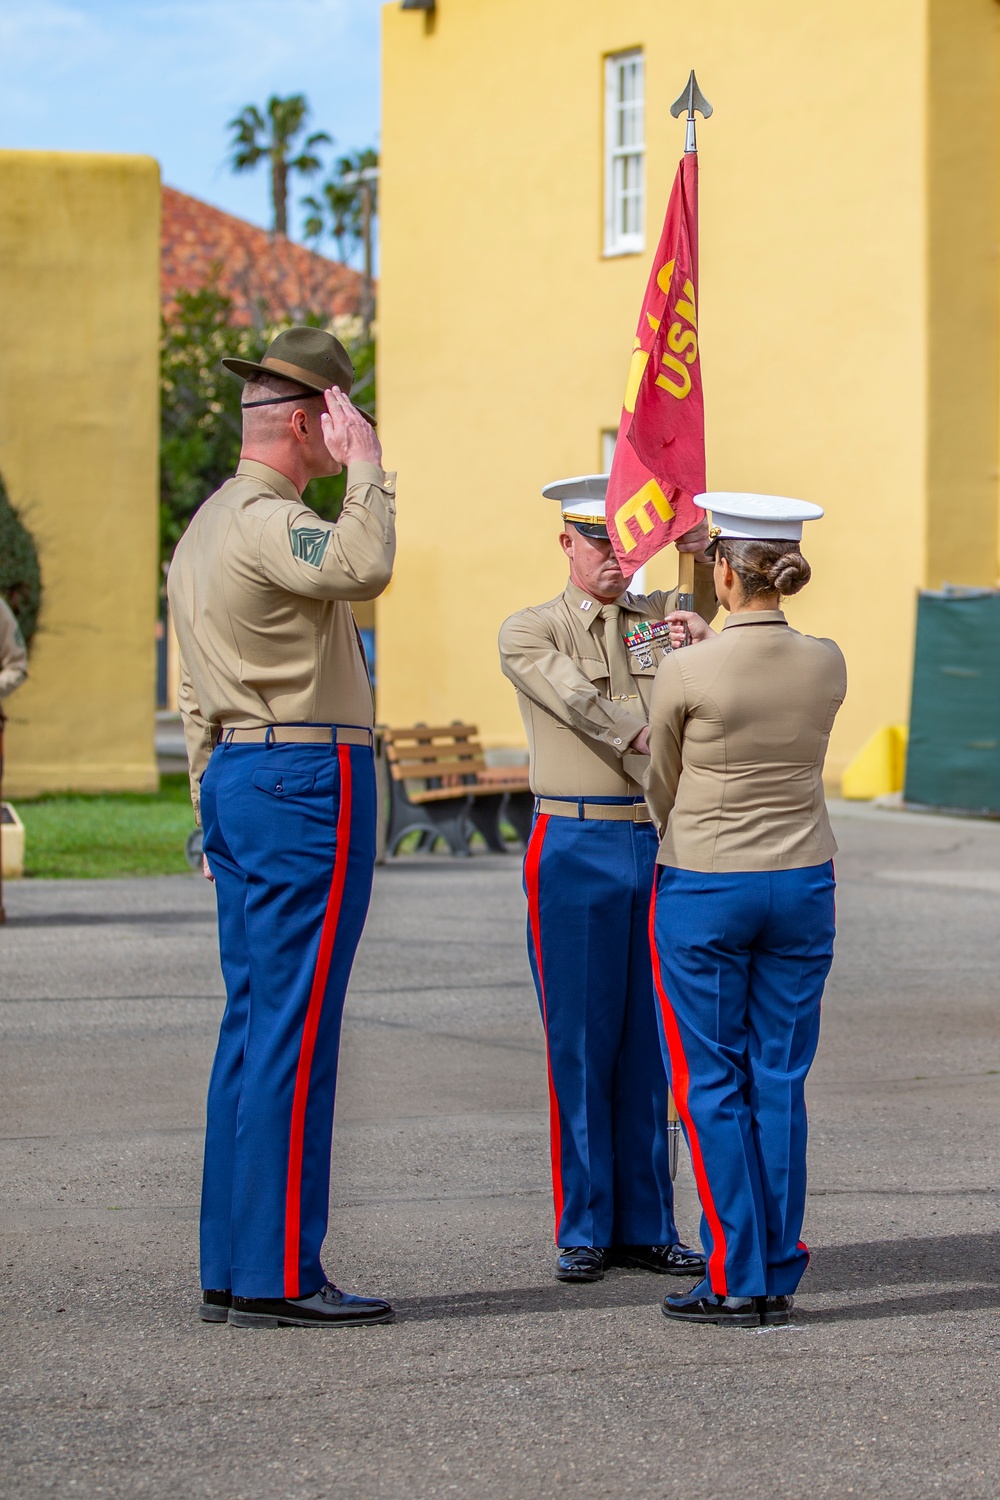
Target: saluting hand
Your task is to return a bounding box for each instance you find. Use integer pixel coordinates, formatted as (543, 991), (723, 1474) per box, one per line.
(666, 610), (714, 650)
(321, 387), (383, 468)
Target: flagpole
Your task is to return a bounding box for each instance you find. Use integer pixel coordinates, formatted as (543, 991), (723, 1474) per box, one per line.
(669, 72), (712, 614)
(663, 72), (714, 1174)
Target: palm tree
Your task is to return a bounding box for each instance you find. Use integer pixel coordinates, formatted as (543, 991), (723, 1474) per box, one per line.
(302, 148), (379, 328)
(227, 94), (330, 237)
(338, 148), (379, 288)
(302, 179), (357, 265)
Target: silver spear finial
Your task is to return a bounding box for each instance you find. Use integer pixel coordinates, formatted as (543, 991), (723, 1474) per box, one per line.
(670, 70), (713, 153)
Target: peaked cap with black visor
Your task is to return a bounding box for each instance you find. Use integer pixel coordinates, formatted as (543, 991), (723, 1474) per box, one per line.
(695, 493), (824, 557)
(542, 473), (611, 540)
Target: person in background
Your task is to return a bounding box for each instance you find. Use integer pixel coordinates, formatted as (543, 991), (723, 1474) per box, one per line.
(0, 594), (28, 704)
(499, 474), (715, 1285)
(646, 493), (846, 1328)
(0, 593), (29, 921)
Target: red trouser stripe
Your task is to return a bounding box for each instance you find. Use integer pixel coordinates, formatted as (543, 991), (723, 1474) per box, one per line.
(524, 815), (565, 1240)
(284, 744), (353, 1297)
(648, 876), (729, 1295)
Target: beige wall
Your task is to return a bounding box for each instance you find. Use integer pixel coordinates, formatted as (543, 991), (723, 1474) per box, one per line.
(0, 151), (160, 796)
(378, 0), (1000, 780)
(925, 0), (1000, 589)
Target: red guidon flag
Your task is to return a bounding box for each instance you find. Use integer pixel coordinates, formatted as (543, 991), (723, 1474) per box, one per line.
(606, 152), (706, 576)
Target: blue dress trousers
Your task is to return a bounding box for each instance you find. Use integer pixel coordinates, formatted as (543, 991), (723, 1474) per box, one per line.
(524, 798), (680, 1249)
(198, 735), (376, 1300)
(650, 860), (836, 1299)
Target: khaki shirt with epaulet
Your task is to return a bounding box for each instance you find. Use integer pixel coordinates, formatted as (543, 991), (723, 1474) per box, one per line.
(167, 458), (396, 819)
(0, 596), (28, 701)
(498, 566), (717, 797)
(645, 611), (847, 872)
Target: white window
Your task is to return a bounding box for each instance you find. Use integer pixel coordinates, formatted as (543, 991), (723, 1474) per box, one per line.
(604, 49), (645, 256)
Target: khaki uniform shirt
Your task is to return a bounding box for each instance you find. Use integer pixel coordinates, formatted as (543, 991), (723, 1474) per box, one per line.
(498, 566), (717, 797)
(0, 596), (28, 702)
(167, 458), (396, 818)
(645, 610), (847, 872)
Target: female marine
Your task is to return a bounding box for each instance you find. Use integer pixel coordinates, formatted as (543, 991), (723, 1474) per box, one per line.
(645, 495), (846, 1327)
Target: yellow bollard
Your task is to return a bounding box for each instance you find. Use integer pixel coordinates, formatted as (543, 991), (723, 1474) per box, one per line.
(840, 725), (909, 800)
(1, 802), (24, 879)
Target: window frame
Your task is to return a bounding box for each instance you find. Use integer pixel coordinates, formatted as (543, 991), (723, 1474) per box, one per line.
(603, 48), (646, 258)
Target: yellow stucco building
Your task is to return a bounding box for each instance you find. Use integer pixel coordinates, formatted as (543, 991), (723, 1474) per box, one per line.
(0, 151), (160, 796)
(378, 0), (1000, 782)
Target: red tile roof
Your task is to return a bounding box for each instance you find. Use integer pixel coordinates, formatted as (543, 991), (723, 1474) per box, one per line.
(161, 185), (364, 325)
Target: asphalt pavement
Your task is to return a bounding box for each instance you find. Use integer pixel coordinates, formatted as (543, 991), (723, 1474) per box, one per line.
(2, 803), (1000, 1499)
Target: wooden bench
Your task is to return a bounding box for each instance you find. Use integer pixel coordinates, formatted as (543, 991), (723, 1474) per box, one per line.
(381, 723), (532, 857)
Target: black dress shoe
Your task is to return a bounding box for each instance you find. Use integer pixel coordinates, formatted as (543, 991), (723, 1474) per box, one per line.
(199, 1289), (232, 1323)
(609, 1243), (707, 1276)
(555, 1247), (606, 1283)
(757, 1295), (794, 1326)
(228, 1282), (394, 1328)
(661, 1291), (761, 1326)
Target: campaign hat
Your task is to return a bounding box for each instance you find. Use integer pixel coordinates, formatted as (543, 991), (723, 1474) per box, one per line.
(542, 474), (610, 540)
(222, 326), (376, 426)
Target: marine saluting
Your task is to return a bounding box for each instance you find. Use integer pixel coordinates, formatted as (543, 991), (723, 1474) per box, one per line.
(167, 326), (398, 1330)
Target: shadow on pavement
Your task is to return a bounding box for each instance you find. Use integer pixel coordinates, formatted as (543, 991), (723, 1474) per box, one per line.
(5, 908), (214, 928)
(393, 1273), (665, 1323)
(394, 1234), (1000, 1325)
(804, 1231), (1000, 1292)
(803, 1285), (1000, 1323)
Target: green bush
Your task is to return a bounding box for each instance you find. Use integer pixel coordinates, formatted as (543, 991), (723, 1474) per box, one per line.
(0, 473), (42, 646)
(160, 280), (374, 568)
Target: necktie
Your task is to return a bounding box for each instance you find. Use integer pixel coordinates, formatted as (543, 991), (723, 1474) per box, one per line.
(600, 604), (635, 701)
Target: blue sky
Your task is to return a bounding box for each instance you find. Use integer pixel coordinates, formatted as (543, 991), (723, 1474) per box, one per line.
(0, 0), (382, 245)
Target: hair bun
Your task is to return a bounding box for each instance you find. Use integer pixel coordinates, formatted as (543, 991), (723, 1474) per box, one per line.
(768, 552), (811, 596)
(716, 537), (813, 600)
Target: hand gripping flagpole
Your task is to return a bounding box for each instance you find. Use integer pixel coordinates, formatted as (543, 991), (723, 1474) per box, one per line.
(668, 72), (712, 627)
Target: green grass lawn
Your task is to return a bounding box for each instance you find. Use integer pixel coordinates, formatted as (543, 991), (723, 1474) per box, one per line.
(15, 773), (198, 879)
